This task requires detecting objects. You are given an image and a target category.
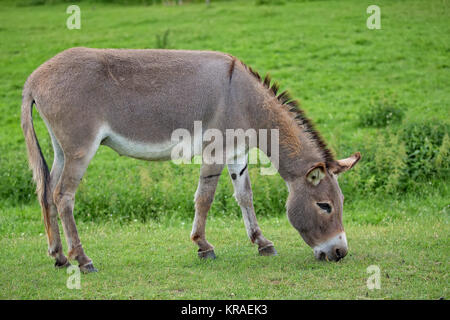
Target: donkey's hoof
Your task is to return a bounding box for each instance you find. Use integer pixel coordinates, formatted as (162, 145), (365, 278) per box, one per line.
(54, 259), (71, 269)
(198, 249), (216, 259)
(79, 262), (98, 273)
(259, 245), (277, 256)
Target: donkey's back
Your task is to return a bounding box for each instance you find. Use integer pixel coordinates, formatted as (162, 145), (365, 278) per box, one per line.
(26, 47), (250, 147)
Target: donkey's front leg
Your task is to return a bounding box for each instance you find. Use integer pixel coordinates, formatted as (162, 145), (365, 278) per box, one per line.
(191, 163), (224, 259)
(228, 161), (277, 256)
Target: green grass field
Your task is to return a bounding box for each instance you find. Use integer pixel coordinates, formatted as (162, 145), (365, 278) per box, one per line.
(0, 0), (448, 299)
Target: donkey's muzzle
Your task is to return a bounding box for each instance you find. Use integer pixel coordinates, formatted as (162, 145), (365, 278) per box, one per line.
(313, 232), (348, 262)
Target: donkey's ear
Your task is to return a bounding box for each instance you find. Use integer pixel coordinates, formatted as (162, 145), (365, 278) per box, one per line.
(329, 152), (361, 175)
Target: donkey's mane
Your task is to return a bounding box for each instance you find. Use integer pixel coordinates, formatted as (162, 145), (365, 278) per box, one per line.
(238, 60), (335, 165)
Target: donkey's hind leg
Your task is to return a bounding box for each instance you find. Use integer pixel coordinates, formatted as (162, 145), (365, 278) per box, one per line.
(53, 144), (99, 273)
(47, 132), (70, 268)
(191, 163), (224, 259)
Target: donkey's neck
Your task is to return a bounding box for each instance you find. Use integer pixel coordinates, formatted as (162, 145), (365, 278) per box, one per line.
(254, 95), (328, 181)
(234, 60), (334, 181)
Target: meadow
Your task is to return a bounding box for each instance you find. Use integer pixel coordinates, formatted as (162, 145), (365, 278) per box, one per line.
(0, 0), (448, 299)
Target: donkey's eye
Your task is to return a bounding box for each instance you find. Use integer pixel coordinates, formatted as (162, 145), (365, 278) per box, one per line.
(317, 202), (332, 214)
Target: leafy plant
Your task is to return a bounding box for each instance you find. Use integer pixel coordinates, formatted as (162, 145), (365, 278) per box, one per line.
(340, 121), (449, 195)
(255, 0), (285, 5)
(155, 29), (170, 49)
(400, 121), (449, 182)
(359, 94), (405, 128)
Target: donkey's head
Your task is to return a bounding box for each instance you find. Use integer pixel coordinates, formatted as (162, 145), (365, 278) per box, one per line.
(286, 152), (361, 261)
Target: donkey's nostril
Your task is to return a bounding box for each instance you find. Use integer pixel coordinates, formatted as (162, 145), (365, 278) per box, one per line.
(318, 251), (326, 260)
(334, 246), (347, 261)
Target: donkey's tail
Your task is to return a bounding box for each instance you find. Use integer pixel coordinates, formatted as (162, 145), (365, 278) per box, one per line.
(21, 85), (52, 240)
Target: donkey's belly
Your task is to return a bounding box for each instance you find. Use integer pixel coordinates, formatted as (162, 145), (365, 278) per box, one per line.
(102, 128), (180, 161)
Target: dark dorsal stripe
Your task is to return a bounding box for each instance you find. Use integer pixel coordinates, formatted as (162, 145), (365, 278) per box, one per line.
(237, 59), (335, 165)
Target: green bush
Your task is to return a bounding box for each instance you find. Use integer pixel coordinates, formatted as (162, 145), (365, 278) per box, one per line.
(340, 121), (449, 195)
(255, 0), (285, 5)
(400, 122), (449, 181)
(0, 148), (35, 204)
(358, 95), (405, 128)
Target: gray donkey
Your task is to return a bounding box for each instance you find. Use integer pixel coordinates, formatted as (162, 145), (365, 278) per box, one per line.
(22, 48), (360, 273)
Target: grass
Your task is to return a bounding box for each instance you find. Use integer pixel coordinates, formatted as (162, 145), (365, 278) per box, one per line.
(0, 0), (449, 299)
(1, 204), (448, 299)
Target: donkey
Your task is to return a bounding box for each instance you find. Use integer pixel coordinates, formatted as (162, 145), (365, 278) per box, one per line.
(22, 48), (360, 273)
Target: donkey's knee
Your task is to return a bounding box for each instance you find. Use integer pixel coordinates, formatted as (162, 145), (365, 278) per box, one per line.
(234, 191), (253, 208)
(191, 193), (214, 243)
(194, 192), (215, 212)
(53, 191), (74, 215)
